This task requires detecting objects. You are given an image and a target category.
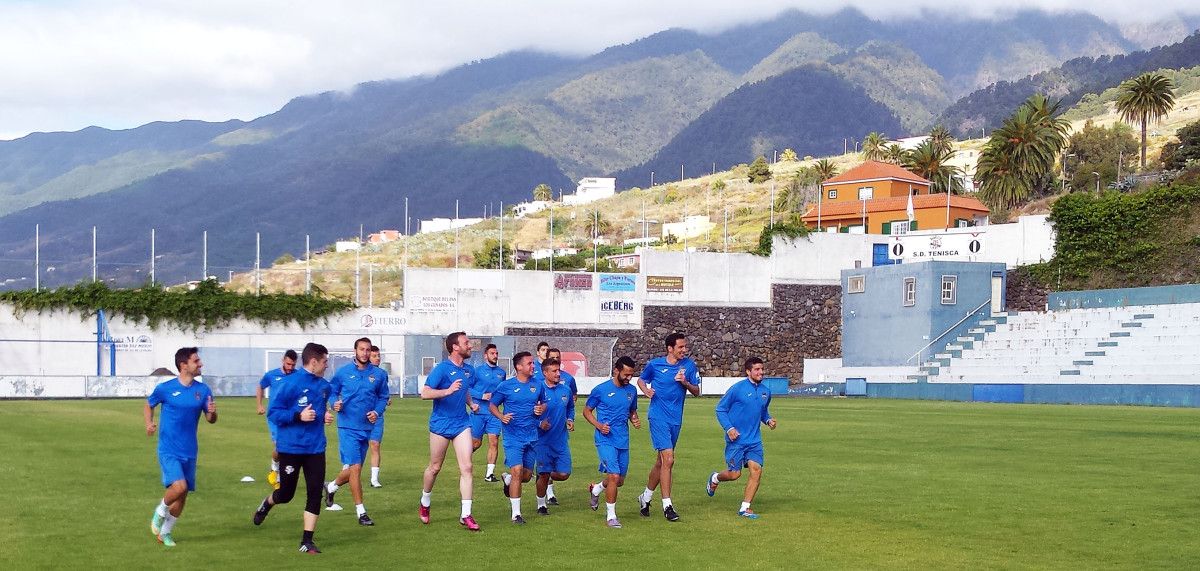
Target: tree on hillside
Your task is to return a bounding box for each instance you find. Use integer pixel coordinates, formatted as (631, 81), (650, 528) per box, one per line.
(779, 148), (799, 162)
(976, 94), (1069, 208)
(812, 158), (838, 181)
(583, 211), (612, 239)
(884, 143), (906, 165)
(747, 156), (772, 183)
(532, 183), (553, 202)
(775, 168), (822, 212)
(712, 179), (727, 193)
(929, 125), (955, 155)
(1159, 118), (1200, 170)
(1115, 72), (1176, 169)
(1065, 120), (1138, 192)
(473, 238), (515, 269)
(862, 132), (889, 161)
(904, 139), (963, 194)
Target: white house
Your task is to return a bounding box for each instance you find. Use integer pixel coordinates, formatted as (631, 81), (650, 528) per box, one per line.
(419, 217), (485, 234)
(563, 177), (616, 206)
(530, 247), (579, 260)
(513, 200), (551, 218)
(335, 240), (361, 253)
(662, 215), (715, 240)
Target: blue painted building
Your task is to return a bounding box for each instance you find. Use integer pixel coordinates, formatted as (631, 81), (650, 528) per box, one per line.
(841, 261), (1006, 366)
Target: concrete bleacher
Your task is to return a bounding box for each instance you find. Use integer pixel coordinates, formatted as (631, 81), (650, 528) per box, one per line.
(914, 304), (1200, 384)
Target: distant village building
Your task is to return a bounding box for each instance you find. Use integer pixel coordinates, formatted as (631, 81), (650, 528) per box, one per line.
(530, 247), (579, 261)
(513, 200), (551, 218)
(800, 161), (989, 234)
(605, 252), (641, 269)
(419, 217), (485, 234)
(563, 177), (616, 206)
(367, 230), (402, 244)
(335, 240), (361, 253)
(662, 215), (715, 240)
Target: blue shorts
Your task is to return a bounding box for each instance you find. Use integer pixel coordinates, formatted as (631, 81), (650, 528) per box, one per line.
(470, 411), (502, 440)
(370, 416), (385, 442)
(596, 445), (630, 476)
(159, 454), (196, 491)
(649, 418), (682, 451)
(503, 439), (537, 470)
(267, 419), (279, 443)
(338, 427), (371, 466)
(535, 441), (572, 475)
(725, 441), (765, 471)
(430, 419), (470, 441)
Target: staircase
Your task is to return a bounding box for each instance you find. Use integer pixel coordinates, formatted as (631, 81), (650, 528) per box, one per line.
(912, 304), (1200, 384)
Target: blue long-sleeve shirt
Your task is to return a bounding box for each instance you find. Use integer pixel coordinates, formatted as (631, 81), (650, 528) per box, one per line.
(714, 378), (773, 445)
(268, 369), (333, 454)
(330, 363), (389, 431)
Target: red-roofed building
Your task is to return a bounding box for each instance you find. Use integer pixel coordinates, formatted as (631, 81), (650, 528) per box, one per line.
(801, 161), (989, 234)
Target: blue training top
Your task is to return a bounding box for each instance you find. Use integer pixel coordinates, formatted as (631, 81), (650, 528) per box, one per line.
(471, 362), (507, 409)
(640, 356), (701, 425)
(491, 377), (547, 443)
(425, 359), (474, 435)
(268, 369), (333, 455)
(715, 378), (773, 445)
(147, 377), (212, 460)
(537, 380), (575, 449)
(585, 379), (638, 449)
(330, 362), (389, 432)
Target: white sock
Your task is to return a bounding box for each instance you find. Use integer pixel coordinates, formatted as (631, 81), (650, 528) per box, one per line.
(536, 495), (547, 508)
(510, 497), (521, 518)
(371, 467), (380, 481)
(606, 502), (617, 520)
(355, 503), (366, 517)
(740, 501), (751, 512)
(156, 500), (169, 518)
(326, 481), (339, 494)
(711, 473), (720, 485)
(662, 497), (673, 509)
(461, 499), (472, 519)
(161, 514), (177, 534)
(547, 483), (556, 498)
(502, 472), (512, 486)
(420, 490), (432, 507)
(642, 487), (654, 503)
(591, 482), (605, 497)
(486, 464), (495, 477)
(270, 460), (279, 472)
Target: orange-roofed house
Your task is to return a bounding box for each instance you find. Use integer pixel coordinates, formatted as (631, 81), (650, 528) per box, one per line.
(800, 161), (989, 234)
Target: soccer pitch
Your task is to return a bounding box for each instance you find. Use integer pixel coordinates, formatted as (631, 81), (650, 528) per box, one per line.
(4, 397), (1200, 569)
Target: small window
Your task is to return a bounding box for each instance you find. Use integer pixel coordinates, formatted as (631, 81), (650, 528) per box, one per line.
(956, 218), (970, 228)
(941, 275), (957, 305)
(903, 277), (916, 307)
(911, 187), (920, 195)
(827, 189), (837, 200)
(891, 220), (910, 235)
(858, 186), (874, 200)
(848, 275), (865, 293)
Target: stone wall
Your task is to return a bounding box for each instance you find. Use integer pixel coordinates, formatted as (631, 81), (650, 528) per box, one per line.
(507, 284), (841, 383)
(1006, 267), (1051, 313)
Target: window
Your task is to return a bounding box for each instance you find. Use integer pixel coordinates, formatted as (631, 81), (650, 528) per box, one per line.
(911, 187), (921, 195)
(857, 186), (874, 200)
(941, 275), (957, 305)
(848, 275), (865, 294)
(890, 220), (910, 235)
(903, 277), (916, 307)
(956, 218), (971, 228)
(827, 189), (837, 200)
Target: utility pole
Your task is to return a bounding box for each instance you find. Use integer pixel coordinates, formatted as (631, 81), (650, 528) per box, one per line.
(92, 226), (97, 283)
(305, 234), (311, 294)
(255, 231), (261, 295)
(150, 228), (156, 285)
(202, 230), (207, 281)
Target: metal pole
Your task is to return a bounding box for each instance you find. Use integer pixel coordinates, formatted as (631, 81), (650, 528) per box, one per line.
(202, 230), (207, 280)
(683, 204), (688, 252)
(35, 224), (40, 291)
(499, 201), (504, 270)
(454, 199), (460, 270)
(255, 232), (261, 295)
(150, 228), (155, 284)
(368, 263), (374, 307)
(549, 198), (554, 274)
(92, 226), (97, 283)
(593, 210), (598, 272)
(650, 171), (654, 188)
(770, 181), (775, 226)
(723, 208), (728, 253)
(403, 197), (409, 270)
(354, 235), (361, 305)
(305, 234), (311, 294)
(642, 199), (647, 240)
(680, 164), (684, 182)
(945, 173), (951, 228)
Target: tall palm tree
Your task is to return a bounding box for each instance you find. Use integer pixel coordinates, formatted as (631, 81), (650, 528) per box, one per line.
(532, 183), (553, 202)
(812, 158), (838, 181)
(928, 125), (954, 155)
(583, 211), (611, 239)
(975, 94), (1070, 208)
(904, 139), (962, 194)
(862, 132), (888, 162)
(884, 143), (907, 165)
(1115, 72), (1176, 169)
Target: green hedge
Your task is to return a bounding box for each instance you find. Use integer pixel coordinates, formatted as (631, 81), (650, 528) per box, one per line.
(0, 279), (353, 331)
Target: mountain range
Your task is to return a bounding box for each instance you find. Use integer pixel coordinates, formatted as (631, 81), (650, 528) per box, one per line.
(2, 7), (1199, 288)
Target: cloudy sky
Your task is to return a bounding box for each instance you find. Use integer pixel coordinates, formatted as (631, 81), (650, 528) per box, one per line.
(2, 0), (1198, 140)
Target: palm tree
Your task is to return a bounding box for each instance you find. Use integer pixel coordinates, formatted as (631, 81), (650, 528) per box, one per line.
(1115, 72), (1176, 169)
(583, 211), (611, 239)
(862, 132), (889, 161)
(532, 183), (553, 202)
(904, 139), (962, 194)
(884, 143), (907, 165)
(929, 125), (954, 155)
(975, 94), (1070, 208)
(812, 158), (838, 181)
(775, 168), (822, 212)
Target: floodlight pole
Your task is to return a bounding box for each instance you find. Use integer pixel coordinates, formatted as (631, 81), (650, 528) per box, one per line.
(150, 228), (155, 285)
(92, 226), (97, 283)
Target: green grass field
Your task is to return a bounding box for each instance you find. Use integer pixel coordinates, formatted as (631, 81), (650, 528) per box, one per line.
(3, 397), (1200, 569)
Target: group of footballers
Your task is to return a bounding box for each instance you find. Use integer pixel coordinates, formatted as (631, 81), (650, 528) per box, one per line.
(143, 331), (776, 553)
